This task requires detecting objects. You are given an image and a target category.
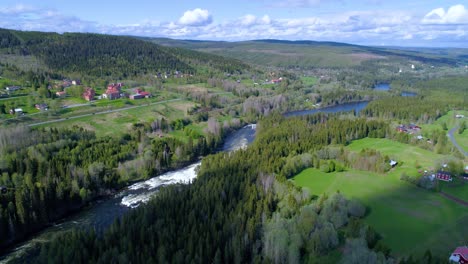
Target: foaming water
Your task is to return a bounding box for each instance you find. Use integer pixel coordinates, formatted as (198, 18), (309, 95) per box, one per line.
(120, 162), (201, 208)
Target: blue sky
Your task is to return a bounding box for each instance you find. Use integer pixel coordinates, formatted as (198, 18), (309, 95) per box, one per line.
(1, 0), (467, 47)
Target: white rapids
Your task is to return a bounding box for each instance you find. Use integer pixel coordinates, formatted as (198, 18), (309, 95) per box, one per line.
(120, 124), (257, 208)
(120, 162), (201, 208)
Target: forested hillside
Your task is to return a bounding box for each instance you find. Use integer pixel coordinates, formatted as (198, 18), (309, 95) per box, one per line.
(0, 28), (250, 78)
(22, 114), (399, 263)
(147, 38), (466, 68)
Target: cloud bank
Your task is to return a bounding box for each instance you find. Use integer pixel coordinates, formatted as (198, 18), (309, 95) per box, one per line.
(0, 4), (467, 47)
(422, 4), (468, 24)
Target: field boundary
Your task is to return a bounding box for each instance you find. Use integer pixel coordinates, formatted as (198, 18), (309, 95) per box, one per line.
(440, 191), (468, 207)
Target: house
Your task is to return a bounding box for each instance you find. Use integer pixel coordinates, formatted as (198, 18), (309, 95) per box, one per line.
(449, 246), (468, 263)
(35, 104), (48, 111)
(72, 80), (81, 86)
(62, 79), (72, 88)
(130, 94), (144, 100)
(56, 91), (66, 98)
(139, 91), (151, 98)
(397, 125), (407, 133)
(271, 77), (283, 84)
(129, 89), (152, 100)
(436, 171), (452, 182)
(82, 87), (95, 101)
(397, 124), (421, 133)
(103, 83), (123, 100)
(5, 86), (21, 91)
(389, 160), (398, 167)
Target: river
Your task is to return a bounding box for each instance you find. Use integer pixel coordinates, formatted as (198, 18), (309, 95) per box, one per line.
(373, 83), (417, 97)
(284, 101), (369, 117)
(0, 102), (368, 263)
(374, 83), (391, 91)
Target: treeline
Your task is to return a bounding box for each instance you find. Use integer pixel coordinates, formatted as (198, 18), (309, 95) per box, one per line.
(280, 147), (392, 179)
(23, 114), (395, 263)
(0, 121), (225, 251)
(362, 97), (448, 123)
(253, 113), (388, 174)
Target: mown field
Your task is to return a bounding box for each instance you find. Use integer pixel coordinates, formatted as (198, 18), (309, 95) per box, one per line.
(292, 138), (468, 257)
(36, 100), (198, 137)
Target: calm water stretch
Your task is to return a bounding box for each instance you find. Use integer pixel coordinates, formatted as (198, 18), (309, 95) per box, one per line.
(373, 82), (417, 97)
(0, 102), (368, 262)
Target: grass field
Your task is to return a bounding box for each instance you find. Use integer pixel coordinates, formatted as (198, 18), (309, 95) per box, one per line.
(300, 76), (318, 86)
(292, 138), (468, 257)
(37, 100), (196, 137)
(346, 137), (448, 168)
(455, 128), (468, 154)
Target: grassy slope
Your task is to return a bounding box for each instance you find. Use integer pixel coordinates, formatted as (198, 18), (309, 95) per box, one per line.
(292, 138), (467, 257)
(36, 100), (196, 137)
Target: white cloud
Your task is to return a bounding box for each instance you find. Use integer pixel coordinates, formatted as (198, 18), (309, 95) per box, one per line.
(240, 14), (257, 26)
(261, 15), (272, 25)
(178, 8), (212, 26)
(238, 14), (272, 26)
(422, 4), (468, 24)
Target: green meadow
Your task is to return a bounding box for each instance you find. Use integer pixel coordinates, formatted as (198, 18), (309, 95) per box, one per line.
(292, 138), (468, 257)
(300, 76), (318, 86)
(37, 100), (196, 137)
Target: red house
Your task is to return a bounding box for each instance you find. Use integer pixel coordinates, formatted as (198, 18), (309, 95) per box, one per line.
(271, 77), (283, 84)
(82, 87), (95, 101)
(103, 83), (123, 100)
(129, 88), (152, 100)
(397, 125), (407, 133)
(436, 171), (452, 182)
(449, 246), (468, 263)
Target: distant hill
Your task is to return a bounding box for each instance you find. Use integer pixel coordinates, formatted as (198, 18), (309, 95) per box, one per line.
(145, 37), (468, 68)
(0, 28), (251, 78)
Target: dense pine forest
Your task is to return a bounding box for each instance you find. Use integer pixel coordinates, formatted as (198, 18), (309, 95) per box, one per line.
(0, 28), (250, 78)
(0, 119), (232, 251)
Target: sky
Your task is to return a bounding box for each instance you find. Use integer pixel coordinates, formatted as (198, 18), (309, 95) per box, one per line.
(0, 0), (467, 47)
